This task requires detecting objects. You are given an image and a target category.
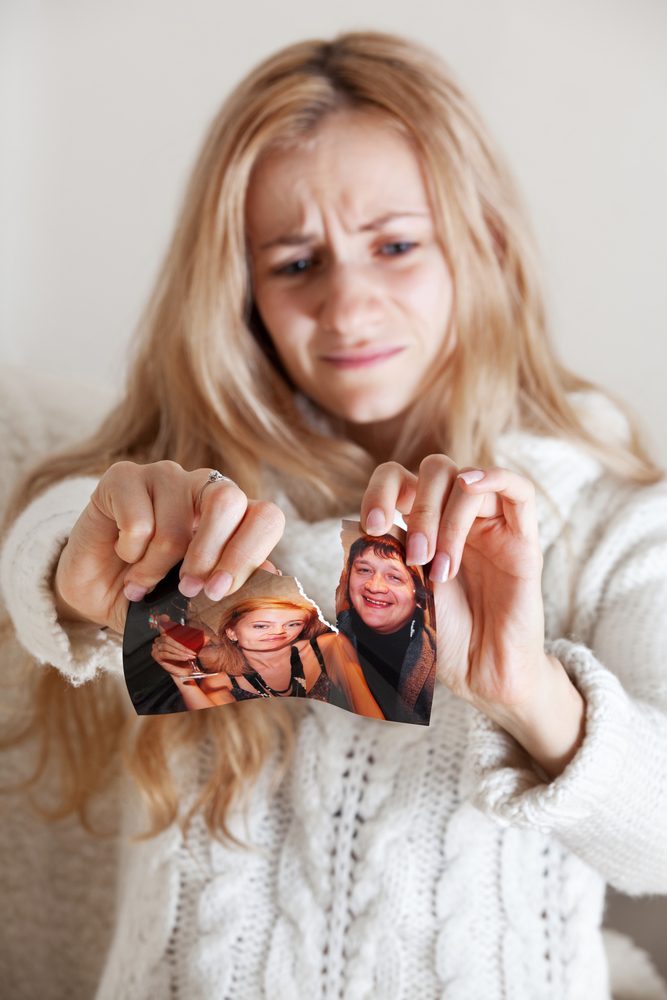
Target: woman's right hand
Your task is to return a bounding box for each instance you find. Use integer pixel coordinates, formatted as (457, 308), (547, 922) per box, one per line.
(54, 460), (286, 634)
(150, 627), (200, 677)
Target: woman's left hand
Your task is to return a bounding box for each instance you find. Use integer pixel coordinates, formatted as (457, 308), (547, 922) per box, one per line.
(361, 457), (586, 778)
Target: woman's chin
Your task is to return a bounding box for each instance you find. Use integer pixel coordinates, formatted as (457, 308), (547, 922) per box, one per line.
(320, 395), (408, 427)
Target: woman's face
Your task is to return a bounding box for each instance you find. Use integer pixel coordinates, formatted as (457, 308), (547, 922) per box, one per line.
(348, 547), (417, 634)
(245, 109), (454, 425)
(226, 608), (310, 652)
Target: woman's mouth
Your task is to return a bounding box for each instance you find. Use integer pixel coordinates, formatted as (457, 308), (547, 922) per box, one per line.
(322, 346), (405, 370)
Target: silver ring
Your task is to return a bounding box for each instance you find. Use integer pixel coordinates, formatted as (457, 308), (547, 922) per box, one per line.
(196, 470), (238, 510)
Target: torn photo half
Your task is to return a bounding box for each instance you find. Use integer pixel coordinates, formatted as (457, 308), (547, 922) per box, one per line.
(123, 518), (437, 724)
(334, 519), (437, 725)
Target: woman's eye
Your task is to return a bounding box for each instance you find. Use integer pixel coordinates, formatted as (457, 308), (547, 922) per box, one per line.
(380, 241), (417, 256)
(273, 241), (417, 277)
(253, 624), (269, 630)
(274, 257), (314, 276)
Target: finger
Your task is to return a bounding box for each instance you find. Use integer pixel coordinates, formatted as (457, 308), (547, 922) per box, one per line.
(430, 466), (540, 581)
(122, 464), (196, 599)
(92, 462), (156, 566)
(455, 467), (539, 538)
(151, 636), (196, 660)
(360, 462), (419, 535)
(259, 559), (282, 575)
(402, 454), (460, 567)
(429, 475), (489, 581)
(156, 636), (196, 658)
(152, 654), (196, 677)
(203, 499), (286, 601)
(151, 637), (196, 665)
(178, 474), (249, 597)
(155, 646), (195, 664)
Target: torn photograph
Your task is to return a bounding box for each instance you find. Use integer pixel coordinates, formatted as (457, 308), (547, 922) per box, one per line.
(123, 557), (409, 719)
(335, 519), (438, 725)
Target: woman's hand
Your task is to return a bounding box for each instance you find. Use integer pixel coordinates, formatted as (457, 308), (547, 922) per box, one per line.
(361, 457), (586, 778)
(54, 461), (285, 635)
(150, 626), (198, 677)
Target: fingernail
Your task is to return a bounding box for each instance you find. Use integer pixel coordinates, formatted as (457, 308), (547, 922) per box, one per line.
(204, 571), (233, 601)
(124, 583), (147, 602)
(179, 575), (204, 598)
(458, 469), (485, 485)
(406, 532), (428, 565)
(365, 508), (385, 533)
(429, 552), (451, 583)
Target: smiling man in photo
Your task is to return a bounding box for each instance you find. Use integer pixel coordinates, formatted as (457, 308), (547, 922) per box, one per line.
(336, 531), (437, 724)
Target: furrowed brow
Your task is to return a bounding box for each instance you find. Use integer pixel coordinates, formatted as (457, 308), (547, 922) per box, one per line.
(258, 211), (429, 251)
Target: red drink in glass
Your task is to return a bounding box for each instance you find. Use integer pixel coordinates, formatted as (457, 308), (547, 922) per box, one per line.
(161, 621), (206, 654)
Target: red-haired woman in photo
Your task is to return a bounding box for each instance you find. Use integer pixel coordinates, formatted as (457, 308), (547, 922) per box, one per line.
(151, 594), (384, 718)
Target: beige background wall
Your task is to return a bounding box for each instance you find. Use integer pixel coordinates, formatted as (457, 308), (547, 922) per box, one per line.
(1, 0), (666, 467)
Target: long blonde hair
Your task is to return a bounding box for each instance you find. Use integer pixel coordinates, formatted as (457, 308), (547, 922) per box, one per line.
(4, 29), (662, 844)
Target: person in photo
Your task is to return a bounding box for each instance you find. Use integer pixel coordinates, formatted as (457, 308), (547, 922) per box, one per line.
(150, 585), (384, 718)
(336, 532), (436, 724)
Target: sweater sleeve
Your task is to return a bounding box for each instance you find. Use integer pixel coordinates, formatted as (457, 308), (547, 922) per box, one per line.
(468, 478), (667, 895)
(0, 476), (123, 685)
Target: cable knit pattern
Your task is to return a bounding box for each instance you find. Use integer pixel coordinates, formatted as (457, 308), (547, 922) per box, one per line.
(2, 387), (667, 998)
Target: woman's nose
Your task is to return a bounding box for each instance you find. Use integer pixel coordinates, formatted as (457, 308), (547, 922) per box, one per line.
(318, 262), (384, 343)
(367, 573), (389, 592)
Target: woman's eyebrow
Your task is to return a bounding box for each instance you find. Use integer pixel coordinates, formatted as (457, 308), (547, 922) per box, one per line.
(258, 210), (430, 251)
(249, 618), (304, 623)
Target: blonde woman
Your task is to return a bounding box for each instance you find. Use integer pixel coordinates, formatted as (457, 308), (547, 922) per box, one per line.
(1, 30), (666, 1000)
(150, 595), (384, 718)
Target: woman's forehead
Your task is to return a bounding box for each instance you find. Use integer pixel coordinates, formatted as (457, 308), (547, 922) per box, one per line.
(241, 607), (308, 622)
(245, 112), (432, 244)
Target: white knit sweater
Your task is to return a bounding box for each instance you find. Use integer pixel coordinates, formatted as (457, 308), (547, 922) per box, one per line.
(2, 390), (667, 1000)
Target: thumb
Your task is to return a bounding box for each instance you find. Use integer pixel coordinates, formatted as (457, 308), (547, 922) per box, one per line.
(259, 559), (283, 576)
